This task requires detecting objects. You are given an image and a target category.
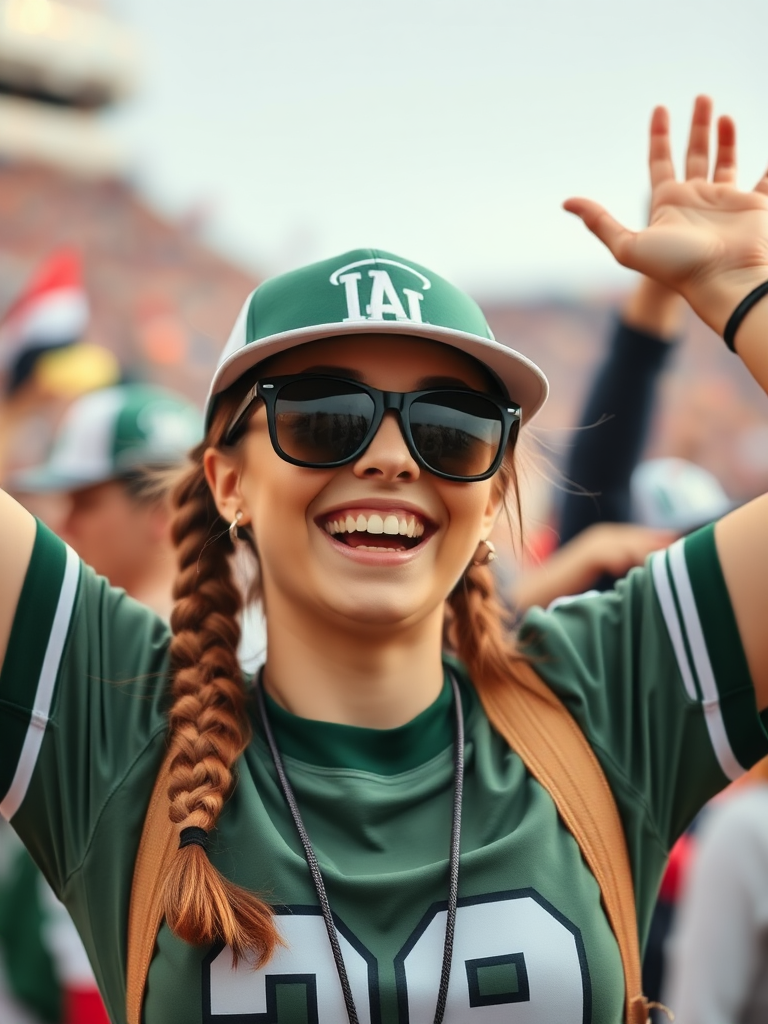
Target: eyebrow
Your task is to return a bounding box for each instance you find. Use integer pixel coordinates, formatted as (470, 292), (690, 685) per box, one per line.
(296, 367), (476, 390)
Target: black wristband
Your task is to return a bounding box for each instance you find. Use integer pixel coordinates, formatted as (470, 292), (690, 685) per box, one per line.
(178, 826), (209, 851)
(723, 280), (768, 352)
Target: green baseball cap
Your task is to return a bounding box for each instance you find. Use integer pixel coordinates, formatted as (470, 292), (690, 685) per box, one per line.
(12, 383), (203, 493)
(205, 248), (548, 428)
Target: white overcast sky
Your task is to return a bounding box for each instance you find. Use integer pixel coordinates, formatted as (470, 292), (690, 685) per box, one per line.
(105, 0), (768, 298)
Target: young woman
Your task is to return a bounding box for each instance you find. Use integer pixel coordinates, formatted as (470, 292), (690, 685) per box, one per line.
(0, 97), (767, 1024)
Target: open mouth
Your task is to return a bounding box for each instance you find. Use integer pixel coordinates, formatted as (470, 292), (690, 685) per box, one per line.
(320, 510), (430, 553)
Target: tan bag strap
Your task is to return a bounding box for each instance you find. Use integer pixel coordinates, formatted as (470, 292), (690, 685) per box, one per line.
(477, 659), (648, 1024)
(126, 666), (649, 1024)
(126, 747), (177, 1024)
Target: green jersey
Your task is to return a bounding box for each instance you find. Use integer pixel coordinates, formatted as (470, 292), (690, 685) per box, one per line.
(1, 521), (765, 1024)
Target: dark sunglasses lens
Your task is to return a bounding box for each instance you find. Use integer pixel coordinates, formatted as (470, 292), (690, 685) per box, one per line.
(274, 379), (375, 465)
(409, 392), (504, 478)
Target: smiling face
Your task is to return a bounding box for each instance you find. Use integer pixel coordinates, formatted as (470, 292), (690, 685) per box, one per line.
(204, 334), (509, 640)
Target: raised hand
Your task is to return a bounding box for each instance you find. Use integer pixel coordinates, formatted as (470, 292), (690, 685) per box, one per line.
(564, 96), (768, 338)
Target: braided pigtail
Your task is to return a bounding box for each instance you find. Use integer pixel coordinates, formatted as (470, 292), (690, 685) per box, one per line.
(161, 421), (279, 965)
(447, 561), (526, 695)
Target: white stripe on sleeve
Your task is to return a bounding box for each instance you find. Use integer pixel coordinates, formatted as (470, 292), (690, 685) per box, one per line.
(650, 549), (698, 702)
(0, 544), (80, 820)
(667, 539), (744, 781)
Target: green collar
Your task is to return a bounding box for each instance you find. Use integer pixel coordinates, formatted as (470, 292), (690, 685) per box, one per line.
(256, 660), (474, 776)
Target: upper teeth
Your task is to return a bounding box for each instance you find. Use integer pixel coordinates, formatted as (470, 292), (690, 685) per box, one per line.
(324, 513), (425, 538)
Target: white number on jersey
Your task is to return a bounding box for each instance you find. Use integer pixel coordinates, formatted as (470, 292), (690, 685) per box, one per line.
(202, 891), (588, 1023)
(202, 908), (378, 1023)
(395, 890), (588, 1022)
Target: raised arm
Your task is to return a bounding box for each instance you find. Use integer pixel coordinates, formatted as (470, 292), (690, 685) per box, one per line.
(565, 96), (768, 708)
(0, 489), (36, 671)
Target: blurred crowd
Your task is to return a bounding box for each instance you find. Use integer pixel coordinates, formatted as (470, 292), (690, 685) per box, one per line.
(0, 241), (766, 1024)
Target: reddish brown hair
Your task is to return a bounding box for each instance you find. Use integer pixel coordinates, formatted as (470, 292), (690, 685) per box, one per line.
(161, 379), (528, 964)
(162, 381), (279, 965)
(446, 451), (529, 686)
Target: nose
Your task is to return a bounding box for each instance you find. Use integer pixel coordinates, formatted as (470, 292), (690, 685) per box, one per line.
(352, 411), (420, 481)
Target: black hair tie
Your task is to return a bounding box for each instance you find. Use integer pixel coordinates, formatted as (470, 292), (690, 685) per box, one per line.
(723, 280), (768, 352)
(179, 826), (209, 851)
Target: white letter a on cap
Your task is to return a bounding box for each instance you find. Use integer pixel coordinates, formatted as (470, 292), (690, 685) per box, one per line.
(367, 270), (409, 320)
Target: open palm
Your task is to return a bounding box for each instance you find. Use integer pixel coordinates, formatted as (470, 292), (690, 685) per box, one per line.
(565, 98), (768, 333)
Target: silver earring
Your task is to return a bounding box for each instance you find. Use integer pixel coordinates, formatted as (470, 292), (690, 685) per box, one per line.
(472, 538), (497, 566)
(229, 510), (244, 542)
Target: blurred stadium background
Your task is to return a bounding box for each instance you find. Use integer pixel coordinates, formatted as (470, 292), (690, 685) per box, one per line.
(1, 0), (767, 510)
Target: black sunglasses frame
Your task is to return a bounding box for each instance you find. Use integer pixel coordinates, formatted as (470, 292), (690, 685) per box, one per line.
(225, 374), (522, 482)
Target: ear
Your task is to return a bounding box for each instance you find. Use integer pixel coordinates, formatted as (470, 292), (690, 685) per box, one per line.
(203, 447), (249, 526)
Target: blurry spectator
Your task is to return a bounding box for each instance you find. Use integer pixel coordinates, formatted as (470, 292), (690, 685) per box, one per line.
(507, 274), (686, 614)
(630, 456), (734, 534)
(0, 822), (102, 1024)
(12, 382), (203, 618)
(663, 759), (768, 1024)
(510, 519), (675, 611)
(558, 276), (684, 566)
(641, 817), (698, 1020)
(0, 821), (49, 1024)
(13, 376), (266, 664)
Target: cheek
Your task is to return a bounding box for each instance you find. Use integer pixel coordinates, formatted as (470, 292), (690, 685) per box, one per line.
(439, 480), (495, 536)
(241, 447), (331, 554)
(433, 482), (496, 579)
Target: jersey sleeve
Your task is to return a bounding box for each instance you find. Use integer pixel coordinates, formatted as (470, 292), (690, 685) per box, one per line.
(518, 523), (768, 904)
(0, 520), (171, 895)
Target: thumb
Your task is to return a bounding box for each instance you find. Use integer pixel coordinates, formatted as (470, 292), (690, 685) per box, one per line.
(563, 198), (638, 267)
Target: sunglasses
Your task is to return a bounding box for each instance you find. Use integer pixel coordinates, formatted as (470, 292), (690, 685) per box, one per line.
(224, 374), (521, 482)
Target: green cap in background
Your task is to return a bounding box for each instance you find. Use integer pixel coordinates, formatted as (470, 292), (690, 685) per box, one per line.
(205, 248), (549, 428)
(12, 383), (203, 493)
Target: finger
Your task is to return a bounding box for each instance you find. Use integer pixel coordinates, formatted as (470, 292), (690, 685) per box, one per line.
(649, 106), (675, 189)
(563, 198), (636, 264)
(713, 115), (737, 183)
(685, 95), (713, 181)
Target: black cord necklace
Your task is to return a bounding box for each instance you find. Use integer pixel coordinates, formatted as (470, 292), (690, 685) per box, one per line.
(256, 669), (465, 1024)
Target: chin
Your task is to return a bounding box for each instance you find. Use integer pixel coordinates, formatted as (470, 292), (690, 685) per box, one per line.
(320, 586), (437, 631)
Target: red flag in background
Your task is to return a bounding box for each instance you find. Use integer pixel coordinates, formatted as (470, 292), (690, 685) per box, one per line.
(0, 249), (118, 398)
(0, 249), (89, 385)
